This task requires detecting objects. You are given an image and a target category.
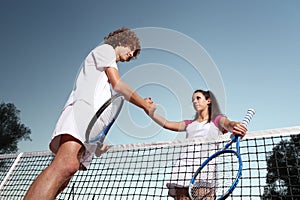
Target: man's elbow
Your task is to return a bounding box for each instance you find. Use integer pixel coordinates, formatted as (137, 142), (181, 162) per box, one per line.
(111, 81), (123, 94)
(113, 87), (122, 94)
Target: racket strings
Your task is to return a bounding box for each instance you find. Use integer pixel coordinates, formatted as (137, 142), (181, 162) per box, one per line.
(88, 96), (123, 142)
(218, 152), (240, 190)
(190, 150), (240, 199)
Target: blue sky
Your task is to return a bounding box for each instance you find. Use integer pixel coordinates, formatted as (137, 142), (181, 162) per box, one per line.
(0, 1), (299, 153)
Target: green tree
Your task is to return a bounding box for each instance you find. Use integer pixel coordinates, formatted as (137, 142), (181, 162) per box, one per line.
(0, 102), (31, 154)
(262, 134), (300, 199)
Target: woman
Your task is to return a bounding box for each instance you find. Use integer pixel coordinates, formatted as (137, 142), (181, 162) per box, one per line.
(149, 90), (247, 200)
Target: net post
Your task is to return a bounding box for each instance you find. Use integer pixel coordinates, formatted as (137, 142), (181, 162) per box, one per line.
(0, 152), (24, 195)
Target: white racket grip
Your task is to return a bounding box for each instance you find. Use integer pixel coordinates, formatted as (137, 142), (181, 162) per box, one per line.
(242, 108), (255, 127)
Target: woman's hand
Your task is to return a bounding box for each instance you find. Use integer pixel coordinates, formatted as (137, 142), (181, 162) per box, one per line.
(230, 121), (247, 138)
(144, 97), (156, 117)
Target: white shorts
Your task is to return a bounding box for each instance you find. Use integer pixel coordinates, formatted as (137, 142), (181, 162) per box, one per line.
(50, 98), (110, 169)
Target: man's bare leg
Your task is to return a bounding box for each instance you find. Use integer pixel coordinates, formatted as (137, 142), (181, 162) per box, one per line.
(24, 135), (83, 200)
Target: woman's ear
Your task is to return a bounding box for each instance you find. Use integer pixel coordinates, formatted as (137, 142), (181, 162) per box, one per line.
(207, 98), (211, 104)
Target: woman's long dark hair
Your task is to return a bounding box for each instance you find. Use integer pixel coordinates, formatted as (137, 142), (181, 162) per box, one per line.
(193, 89), (222, 122)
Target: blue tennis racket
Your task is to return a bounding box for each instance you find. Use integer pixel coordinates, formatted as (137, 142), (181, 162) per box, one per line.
(84, 93), (124, 156)
(188, 108), (255, 200)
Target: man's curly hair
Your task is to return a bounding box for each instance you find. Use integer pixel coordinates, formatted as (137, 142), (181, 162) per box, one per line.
(104, 27), (141, 60)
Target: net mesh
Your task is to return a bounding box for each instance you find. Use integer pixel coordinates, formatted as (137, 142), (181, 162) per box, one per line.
(0, 126), (299, 200)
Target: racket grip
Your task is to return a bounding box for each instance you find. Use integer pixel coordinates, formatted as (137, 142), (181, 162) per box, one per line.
(229, 108), (255, 144)
(241, 108), (255, 127)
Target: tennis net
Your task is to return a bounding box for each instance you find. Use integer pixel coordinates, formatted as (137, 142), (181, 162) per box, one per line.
(0, 126), (299, 199)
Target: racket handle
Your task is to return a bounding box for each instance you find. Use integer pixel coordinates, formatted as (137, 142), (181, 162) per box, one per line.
(228, 108), (255, 145)
(241, 108), (255, 127)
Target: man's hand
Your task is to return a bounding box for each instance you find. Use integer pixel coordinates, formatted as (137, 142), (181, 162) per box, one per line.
(95, 142), (109, 157)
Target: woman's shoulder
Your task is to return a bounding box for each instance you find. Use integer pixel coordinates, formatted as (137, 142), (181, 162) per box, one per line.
(184, 120), (194, 126)
(212, 114), (228, 133)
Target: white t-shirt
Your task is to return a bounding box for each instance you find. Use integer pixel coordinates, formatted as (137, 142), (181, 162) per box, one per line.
(50, 44), (117, 168)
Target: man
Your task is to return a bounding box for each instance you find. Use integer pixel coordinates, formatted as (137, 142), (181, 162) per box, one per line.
(24, 27), (153, 200)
